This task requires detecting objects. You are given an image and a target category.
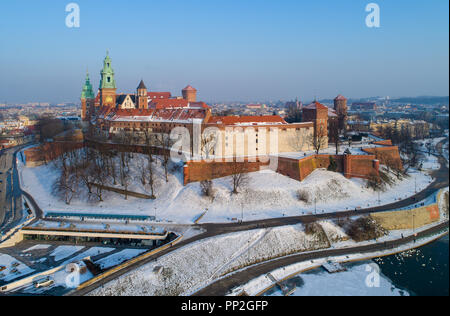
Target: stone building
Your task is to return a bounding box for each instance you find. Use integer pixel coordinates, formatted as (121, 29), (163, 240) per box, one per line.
(83, 52), (328, 159)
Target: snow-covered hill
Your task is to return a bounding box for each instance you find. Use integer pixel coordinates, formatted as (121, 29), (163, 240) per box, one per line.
(19, 152), (433, 224)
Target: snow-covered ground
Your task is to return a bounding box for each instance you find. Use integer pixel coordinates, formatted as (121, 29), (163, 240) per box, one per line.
(0, 254), (35, 283)
(231, 229), (447, 297)
(415, 137), (447, 170)
(60, 247), (115, 266)
(50, 246), (85, 262)
(264, 262), (408, 296)
(95, 249), (148, 270)
(14, 260), (95, 295)
(18, 150), (433, 224)
(88, 205), (447, 297)
(22, 244), (51, 253)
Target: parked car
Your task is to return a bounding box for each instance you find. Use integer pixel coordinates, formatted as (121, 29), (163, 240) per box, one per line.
(33, 277), (54, 289)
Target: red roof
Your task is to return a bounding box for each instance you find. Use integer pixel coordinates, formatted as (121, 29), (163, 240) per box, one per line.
(334, 94), (347, 101)
(148, 92), (172, 99)
(303, 101), (328, 110)
(207, 115), (286, 125)
(114, 108), (155, 117)
(182, 85), (197, 92)
(149, 99), (189, 109)
(105, 107), (208, 122)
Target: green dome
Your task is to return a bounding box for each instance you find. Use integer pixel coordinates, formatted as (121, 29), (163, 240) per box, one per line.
(81, 71), (95, 99)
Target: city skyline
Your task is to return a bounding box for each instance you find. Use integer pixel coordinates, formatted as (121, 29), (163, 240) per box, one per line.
(0, 0), (449, 104)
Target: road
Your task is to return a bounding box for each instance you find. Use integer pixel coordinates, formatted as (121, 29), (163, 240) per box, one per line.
(194, 221), (449, 296)
(0, 147), (25, 235)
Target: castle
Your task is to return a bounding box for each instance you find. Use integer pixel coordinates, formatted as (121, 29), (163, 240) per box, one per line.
(81, 52), (330, 159)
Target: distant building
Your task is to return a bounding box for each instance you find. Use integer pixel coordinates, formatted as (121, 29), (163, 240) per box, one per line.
(352, 102), (377, 111)
(334, 94), (348, 132)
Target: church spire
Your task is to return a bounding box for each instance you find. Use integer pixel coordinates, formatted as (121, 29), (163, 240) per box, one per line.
(100, 50), (116, 89)
(81, 70), (94, 99)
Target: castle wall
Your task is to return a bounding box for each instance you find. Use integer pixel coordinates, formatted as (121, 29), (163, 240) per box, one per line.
(183, 153), (380, 185)
(362, 146), (402, 170)
(183, 157), (270, 185)
(24, 142), (84, 167)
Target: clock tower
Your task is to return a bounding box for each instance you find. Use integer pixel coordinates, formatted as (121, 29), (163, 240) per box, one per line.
(99, 51), (117, 107)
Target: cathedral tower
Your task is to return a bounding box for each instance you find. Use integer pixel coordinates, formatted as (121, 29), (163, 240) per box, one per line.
(182, 85), (197, 102)
(81, 71), (95, 121)
(137, 80), (148, 109)
(334, 94), (348, 132)
(99, 51), (117, 107)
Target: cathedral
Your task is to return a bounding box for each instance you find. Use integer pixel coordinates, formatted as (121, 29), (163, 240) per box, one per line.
(81, 52), (328, 158)
(80, 51), (207, 122)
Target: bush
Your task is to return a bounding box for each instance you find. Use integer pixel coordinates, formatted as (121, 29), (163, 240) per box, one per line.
(297, 189), (311, 204)
(345, 217), (386, 242)
(327, 156), (338, 172)
(304, 222), (322, 235)
(200, 180), (215, 199)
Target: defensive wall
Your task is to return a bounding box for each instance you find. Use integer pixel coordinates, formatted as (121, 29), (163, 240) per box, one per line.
(23, 141), (84, 167)
(183, 153), (380, 185)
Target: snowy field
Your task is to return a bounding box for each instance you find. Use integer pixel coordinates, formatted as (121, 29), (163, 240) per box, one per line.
(415, 137), (447, 170)
(0, 254), (35, 283)
(1, 245), (148, 295)
(231, 228), (448, 297)
(87, 208), (447, 297)
(18, 149), (434, 224)
(264, 262), (408, 296)
(50, 246), (85, 262)
(95, 249), (148, 270)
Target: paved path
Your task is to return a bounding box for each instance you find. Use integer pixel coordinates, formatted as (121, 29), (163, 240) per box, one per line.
(0, 147), (26, 234)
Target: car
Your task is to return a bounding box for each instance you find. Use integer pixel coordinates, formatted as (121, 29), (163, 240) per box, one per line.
(33, 277), (54, 289)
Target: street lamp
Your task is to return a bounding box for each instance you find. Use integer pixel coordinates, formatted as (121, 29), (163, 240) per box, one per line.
(414, 175), (417, 194)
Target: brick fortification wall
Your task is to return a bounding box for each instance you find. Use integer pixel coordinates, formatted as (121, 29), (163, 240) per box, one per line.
(362, 146), (402, 170)
(373, 139), (393, 146)
(183, 158), (270, 185)
(85, 139), (170, 157)
(183, 154), (380, 185)
(24, 142), (84, 167)
(277, 154), (379, 182)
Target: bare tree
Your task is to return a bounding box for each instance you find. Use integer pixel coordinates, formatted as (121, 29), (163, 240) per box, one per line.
(230, 160), (249, 194)
(329, 119), (341, 155)
(308, 125), (328, 154)
(52, 149), (79, 205)
(155, 132), (172, 183)
(119, 151), (131, 199)
(142, 129), (157, 198)
(91, 149), (109, 202)
(201, 132), (218, 160)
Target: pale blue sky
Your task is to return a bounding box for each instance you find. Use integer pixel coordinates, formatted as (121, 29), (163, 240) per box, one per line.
(0, 0), (448, 103)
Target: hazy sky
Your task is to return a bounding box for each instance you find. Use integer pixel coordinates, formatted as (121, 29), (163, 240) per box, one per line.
(0, 0), (448, 103)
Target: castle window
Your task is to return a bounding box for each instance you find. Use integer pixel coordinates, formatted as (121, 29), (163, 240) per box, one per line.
(107, 77), (111, 83)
